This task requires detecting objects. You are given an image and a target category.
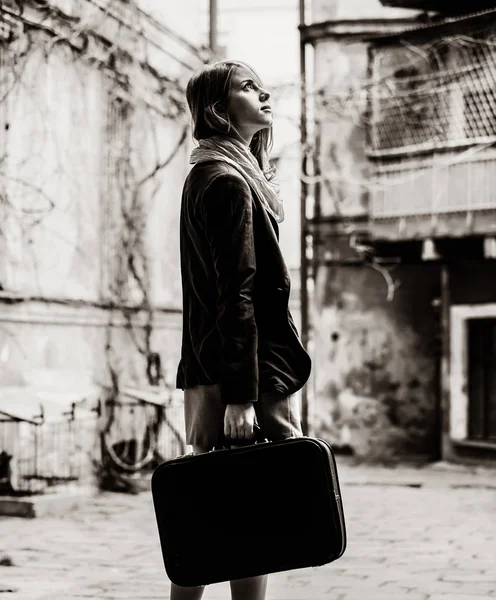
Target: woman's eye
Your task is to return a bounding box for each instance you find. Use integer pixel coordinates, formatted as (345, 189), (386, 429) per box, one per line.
(244, 82), (255, 90)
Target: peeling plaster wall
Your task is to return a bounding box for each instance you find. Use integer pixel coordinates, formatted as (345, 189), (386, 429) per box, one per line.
(314, 39), (371, 217)
(132, 109), (192, 309)
(0, 24), (194, 432)
(0, 42), (190, 308)
(274, 140), (302, 274)
(312, 264), (440, 459)
(0, 303), (183, 408)
(0, 45), (105, 300)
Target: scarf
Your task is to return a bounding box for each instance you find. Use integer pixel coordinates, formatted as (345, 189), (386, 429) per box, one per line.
(189, 136), (284, 223)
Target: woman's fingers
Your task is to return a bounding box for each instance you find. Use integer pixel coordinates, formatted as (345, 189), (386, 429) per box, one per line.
(224, 419), (233, 438)
(223, 404), (256, 440)
(236, 422), (254, 439)
(224, 421), (254, 440)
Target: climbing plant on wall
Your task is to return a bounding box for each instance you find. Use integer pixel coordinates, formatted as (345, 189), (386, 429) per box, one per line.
(0, 0), (205, 394)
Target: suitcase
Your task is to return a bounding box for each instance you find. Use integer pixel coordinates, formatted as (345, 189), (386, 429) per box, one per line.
(151, 435), (346, 587)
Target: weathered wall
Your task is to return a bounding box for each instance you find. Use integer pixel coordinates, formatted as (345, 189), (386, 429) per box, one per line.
(314, 39), (370, 216)
(274, 141), (302, 274)
(0, 41), (191, 308)
(130, 105), (192, 309)
(0, 303), (182, 402)
(0, 11), (197, 434)
(313, 263), (440, 459)
(0, 45), (105, 300)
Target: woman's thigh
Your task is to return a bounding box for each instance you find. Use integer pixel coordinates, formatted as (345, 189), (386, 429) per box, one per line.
(255, 392), (303, 441)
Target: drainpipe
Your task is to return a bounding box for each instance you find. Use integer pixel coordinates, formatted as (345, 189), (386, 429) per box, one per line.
(299, 0), (310, 436)
(209, 0), (218, 56)
(439, 264), (450, 460)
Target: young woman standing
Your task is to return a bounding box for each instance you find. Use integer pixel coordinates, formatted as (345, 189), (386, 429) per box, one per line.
(174, 60), (312, 600)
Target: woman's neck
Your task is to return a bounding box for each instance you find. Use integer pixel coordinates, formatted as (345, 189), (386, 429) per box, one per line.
(229, 128), (253, 148)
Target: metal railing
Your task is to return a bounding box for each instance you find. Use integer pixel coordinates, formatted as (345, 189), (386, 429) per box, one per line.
(0, 405), (99, 495)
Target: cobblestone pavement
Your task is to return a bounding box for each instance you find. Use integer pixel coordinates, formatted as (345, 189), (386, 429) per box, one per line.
(0, 461), (495, 600)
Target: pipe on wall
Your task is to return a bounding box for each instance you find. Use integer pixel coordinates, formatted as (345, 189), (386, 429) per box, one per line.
(299, 0), (311, 435)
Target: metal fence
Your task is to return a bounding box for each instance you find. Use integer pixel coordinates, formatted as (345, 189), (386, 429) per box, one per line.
(99, 387), (186, 474)
(0, 388), (187, 496)
(0, 405), (99, 496)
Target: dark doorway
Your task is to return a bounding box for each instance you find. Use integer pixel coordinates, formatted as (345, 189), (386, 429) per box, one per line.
(468, 318), (496, 443)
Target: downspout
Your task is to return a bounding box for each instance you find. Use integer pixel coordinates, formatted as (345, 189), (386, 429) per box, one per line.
(209, 0), (218, 56)
(299, 0), (310, 435)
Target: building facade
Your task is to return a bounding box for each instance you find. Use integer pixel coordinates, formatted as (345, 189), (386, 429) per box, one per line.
(301, 0), (496, 464)
(368, 3), (496, 464)
(0, 0), (204, 489)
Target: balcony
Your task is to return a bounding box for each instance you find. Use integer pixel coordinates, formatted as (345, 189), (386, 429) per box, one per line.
(379, 0), (496, 12)
(366, 15), (496, 241)
(369, 149), (496, 240)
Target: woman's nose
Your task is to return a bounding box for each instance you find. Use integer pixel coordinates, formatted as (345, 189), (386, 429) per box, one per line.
(260, 90), (270, 103)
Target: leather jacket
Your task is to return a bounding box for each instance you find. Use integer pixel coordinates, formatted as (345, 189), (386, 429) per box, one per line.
(176, 160), (312, 404)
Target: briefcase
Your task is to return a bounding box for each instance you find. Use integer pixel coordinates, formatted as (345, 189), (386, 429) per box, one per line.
(151, 435), (346, 587)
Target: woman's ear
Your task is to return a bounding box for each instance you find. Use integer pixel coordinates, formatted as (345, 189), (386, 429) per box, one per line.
(214, 100), (227, 114)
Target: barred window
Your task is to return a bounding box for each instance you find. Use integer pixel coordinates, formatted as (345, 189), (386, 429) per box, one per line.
(461, 43), (496, 139)
(368, 25), (496, 156)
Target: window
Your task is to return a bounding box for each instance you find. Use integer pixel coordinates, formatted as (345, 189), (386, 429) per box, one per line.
(368, 27), (496, 156)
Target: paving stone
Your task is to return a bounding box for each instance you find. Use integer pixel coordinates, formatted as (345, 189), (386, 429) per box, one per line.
(0, 463), (494, 599)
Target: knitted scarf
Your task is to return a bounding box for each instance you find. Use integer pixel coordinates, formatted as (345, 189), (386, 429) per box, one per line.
(189, 135), (284, 223)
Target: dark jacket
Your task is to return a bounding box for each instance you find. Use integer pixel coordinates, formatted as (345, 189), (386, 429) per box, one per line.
(176, 160), (312, 404)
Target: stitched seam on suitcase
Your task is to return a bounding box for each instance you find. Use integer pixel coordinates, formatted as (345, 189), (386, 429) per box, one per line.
(316, 438), (347, 556)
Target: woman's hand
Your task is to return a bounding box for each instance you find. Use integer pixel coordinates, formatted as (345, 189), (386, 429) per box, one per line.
(224, 403), (256, 440)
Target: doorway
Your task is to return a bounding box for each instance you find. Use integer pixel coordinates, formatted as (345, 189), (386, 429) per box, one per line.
(467, 318), (496, 443)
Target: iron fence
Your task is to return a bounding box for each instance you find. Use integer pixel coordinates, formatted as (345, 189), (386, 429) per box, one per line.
(0, 405), (99, 496)
(99, 387), (186, 473)
(0, 388), (187, 496)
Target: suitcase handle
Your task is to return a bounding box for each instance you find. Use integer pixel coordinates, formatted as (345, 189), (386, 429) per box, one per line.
(212, 424), (269, 451)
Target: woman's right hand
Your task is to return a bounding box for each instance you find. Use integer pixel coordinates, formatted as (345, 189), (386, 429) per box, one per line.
(224, 403), (257, 440)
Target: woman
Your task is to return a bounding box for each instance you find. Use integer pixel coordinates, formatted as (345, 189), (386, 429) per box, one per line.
(174, 60), (312, 600)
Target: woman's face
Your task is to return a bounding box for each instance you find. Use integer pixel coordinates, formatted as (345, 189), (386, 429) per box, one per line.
(227, 67), (272, 142)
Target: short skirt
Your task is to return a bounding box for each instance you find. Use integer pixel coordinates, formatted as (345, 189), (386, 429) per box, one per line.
(184, 383), (303, 450)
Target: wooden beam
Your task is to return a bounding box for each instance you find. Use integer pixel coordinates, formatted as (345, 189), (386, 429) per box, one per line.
(299, 18), (421, 44)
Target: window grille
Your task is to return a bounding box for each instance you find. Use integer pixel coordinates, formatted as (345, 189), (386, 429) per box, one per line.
(368, 23), (496, 156)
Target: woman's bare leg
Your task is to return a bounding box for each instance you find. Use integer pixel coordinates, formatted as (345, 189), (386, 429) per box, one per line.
(230, 575), (268, 600)
(169, 445), (210, 600)
(170, 583), (205, 600)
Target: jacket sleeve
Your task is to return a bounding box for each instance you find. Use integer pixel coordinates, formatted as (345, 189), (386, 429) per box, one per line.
(201, 172), (258, 405)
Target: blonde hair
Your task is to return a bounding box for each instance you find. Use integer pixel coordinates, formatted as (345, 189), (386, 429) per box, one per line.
(186, 60), (275, 179)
